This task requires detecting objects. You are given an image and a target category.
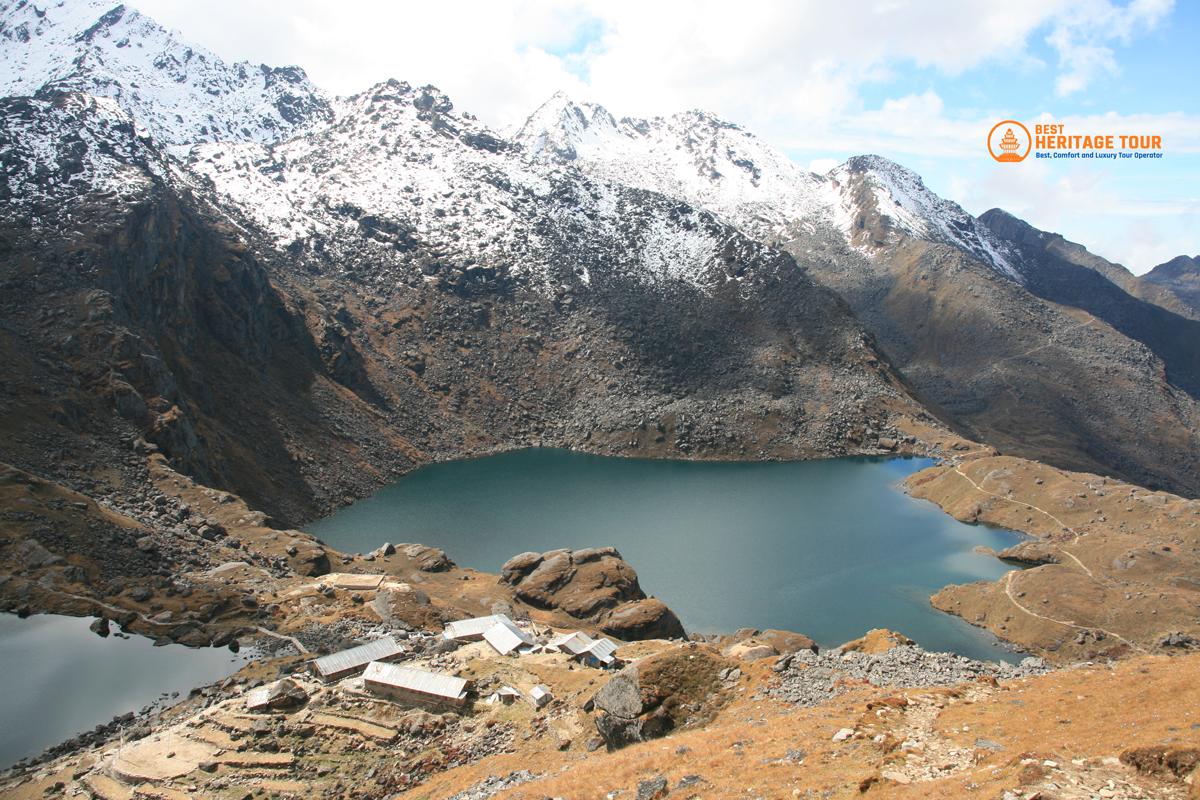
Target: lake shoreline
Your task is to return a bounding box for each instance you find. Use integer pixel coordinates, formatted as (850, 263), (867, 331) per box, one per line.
(307, 448), (1026, 661)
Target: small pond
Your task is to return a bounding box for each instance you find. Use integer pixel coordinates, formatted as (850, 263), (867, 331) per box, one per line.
(0, 613), (249, 768)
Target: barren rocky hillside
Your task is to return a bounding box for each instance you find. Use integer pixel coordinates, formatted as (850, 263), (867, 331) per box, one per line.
(520, 96), (1200, 497)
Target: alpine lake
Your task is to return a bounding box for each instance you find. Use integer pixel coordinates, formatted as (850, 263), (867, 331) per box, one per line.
(0, 613), (249, 768)
(310, 449), (1024, 662)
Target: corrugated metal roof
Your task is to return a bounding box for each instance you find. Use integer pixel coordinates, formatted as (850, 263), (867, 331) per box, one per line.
(312, 637), (404, 677)
(443, 614), (511, 640)
(483, 621), (534, 656)
(362, 662), (468, 700)
(529, 684), (553, 706)
(584, 638), (618, 663)
(549, 631), (594, 655)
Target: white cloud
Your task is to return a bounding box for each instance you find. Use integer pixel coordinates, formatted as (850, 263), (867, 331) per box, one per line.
(950, 157), (1199, 273)
(132, 0), (1171, 131)
(1046, 0), (1173, 96)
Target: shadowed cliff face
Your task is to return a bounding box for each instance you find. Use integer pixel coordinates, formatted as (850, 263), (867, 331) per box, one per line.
(0, 180), (417, 525)
(980, 208), (1200, 398)
(1141, 254), (1200, 320)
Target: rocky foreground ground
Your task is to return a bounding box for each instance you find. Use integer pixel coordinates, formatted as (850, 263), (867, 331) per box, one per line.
(0, 626), (1197, 800)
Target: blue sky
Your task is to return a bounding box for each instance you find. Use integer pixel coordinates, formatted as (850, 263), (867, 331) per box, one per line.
(813, 1), (1199, 273)
(138, 0), (1198, 273)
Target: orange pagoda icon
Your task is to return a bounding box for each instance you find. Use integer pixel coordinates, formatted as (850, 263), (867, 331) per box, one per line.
(988, 120), (1030, 163)
(997, 128), (1022, 161)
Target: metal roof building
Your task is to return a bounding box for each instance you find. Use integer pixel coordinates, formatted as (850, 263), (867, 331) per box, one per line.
(443, 614), (511, 642)
(582, 637), (618, 666)
(529, 684), (553, 708)
(485, 686), (522, 705)
(482, 618), (537, 656)
(549, 631), (594, 656)
(548, 631), (619, 666)
(362, 662), (470, 710)
(310, 637), (405, 680)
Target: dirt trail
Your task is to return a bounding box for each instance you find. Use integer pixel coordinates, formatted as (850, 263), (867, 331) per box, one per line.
(950, 464), (1146, 653)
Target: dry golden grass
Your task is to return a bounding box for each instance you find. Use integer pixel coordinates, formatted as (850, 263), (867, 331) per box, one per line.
(408, 653), (1200, 800)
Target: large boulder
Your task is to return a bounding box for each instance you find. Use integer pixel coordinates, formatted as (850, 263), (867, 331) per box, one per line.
(500, 547), (684, 640)
(286, 543), (331, 577)
(15, 539), (63, 570)
(397, 544), (454, 572)
(721, 628), (818, 660)
(372, 584), (443, 630)
(591, 644), (730, 750)
(513, 550), (578, 606)
(499, 551), (543, 583)
(263, 679), (309, 710)
(601, 599), (685, 641)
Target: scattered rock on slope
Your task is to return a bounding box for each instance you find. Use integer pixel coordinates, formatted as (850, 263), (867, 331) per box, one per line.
(592, 643), (731, 749)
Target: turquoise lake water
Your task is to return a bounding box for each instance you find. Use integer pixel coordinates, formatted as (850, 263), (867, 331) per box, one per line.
(309, 449), (1024, 661)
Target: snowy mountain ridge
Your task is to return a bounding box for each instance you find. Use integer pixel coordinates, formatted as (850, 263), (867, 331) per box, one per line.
(515, 92), (835, 243)
(187, 80), (778, 293)
(515, 93), (1023, 281)
(0, 0), (331, 156)
(0, 0), (1024, 287)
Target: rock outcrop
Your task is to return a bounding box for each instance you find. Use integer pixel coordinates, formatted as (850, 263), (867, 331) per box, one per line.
(839, 628), (914, 654)
(397, 544), (454, 573)
(500, 548), (685, 640)
(718, 627), (818, 661)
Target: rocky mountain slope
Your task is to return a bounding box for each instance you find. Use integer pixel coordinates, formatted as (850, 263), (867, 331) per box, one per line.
(1142, 254), (1200, 319)
(0, 5), (932, 528)
(1, 3), (1199, 796)
(519, 94), (1200, 496)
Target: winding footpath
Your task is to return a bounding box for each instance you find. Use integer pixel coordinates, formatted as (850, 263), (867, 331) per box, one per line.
(949, 463), (1145, 654)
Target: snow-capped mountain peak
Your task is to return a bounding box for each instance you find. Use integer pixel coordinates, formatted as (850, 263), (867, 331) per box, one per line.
(0, 0), (332, 155)
(517, 93), (1022, 281)
(516, 91), (621, 161)
(827, 154), (1021, 279)
(186, 79), (768, 294)
(516, 92), (831, 243)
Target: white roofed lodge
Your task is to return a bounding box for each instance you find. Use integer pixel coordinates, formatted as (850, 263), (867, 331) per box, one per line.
(482, 618), (537, 656)
(310, 637), (405, 680)
(529, 684), (553, 708)
(443, 614), (510, 642)
(362, 663), (471, 710)
(549, 630), (619, 667)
